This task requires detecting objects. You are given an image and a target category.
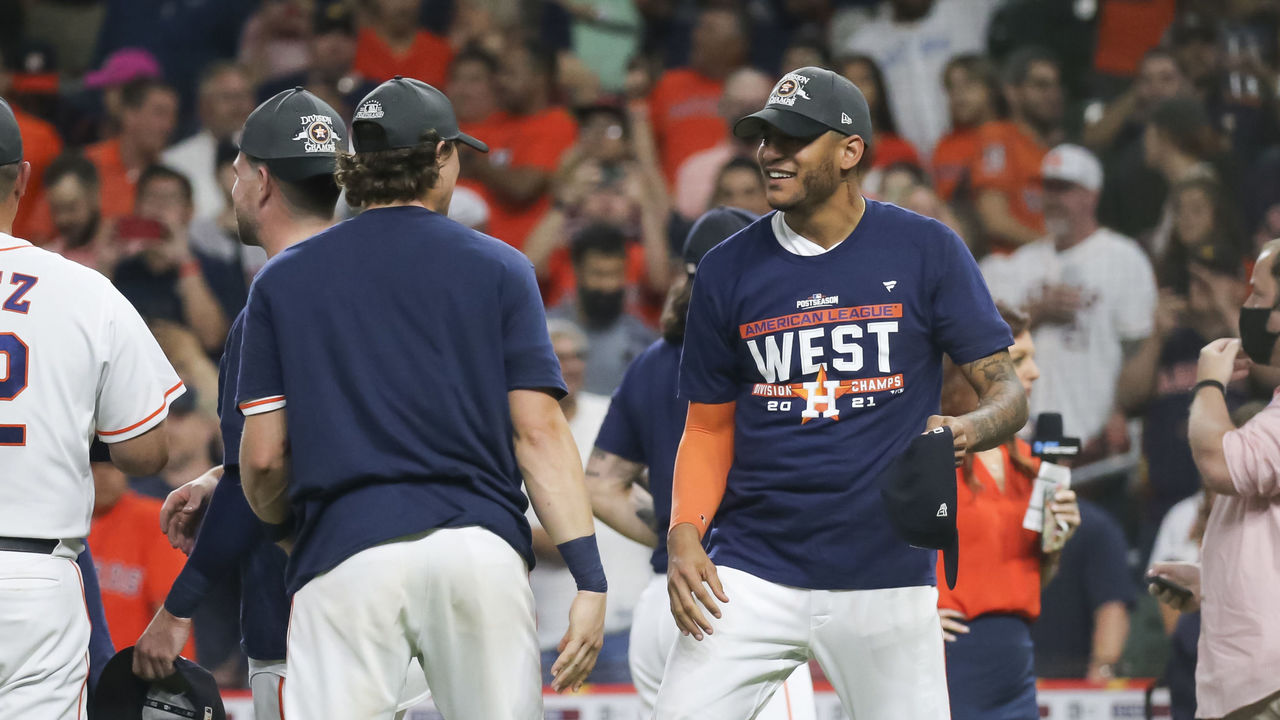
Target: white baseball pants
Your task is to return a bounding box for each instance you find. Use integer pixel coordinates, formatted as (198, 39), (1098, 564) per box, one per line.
(629, 573), (816, 719)
(285, 527), (541, 720)
(251, 656), (432, 719)
(653, 566), (950, 720)
(0, 547), (90, 720)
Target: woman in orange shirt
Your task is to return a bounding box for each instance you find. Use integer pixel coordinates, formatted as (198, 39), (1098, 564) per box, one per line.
(937, 302), (1081, 720)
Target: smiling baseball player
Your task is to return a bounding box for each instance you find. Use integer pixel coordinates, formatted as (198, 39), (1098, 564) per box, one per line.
(656, 67), (1028, 719)
(0, 96), (181, 718)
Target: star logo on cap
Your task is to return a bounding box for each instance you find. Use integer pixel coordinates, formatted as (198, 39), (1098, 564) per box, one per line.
(308, 122), (330, 143)
(776, 79), (798, 97)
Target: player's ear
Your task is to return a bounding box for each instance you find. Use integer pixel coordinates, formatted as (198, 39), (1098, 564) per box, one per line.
(840, 134), (865, 173)
(14, 161), (31, 199)
(435, 140), (453, 167)
(256, 163), (273, 208)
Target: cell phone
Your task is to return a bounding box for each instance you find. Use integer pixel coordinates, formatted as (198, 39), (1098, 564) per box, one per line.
(1148, 575), (1193, 602)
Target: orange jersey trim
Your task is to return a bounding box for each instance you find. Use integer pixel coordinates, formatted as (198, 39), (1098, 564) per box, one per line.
(239, 395), (286, 411)
(0, 245), (33, 252)
(98, 382), (185, 437)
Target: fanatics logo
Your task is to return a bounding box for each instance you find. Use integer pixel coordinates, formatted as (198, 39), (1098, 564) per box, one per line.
(291, 114), (340, 153)
(883, 280), (897, 292)
(355, 100), (384, 119)
(796, 293), (839, 309)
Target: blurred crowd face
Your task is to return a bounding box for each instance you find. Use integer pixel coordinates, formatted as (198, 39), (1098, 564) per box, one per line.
(47, 174), (100, 245)
(200, 68), (255, 140)
(1135, 54), (1187, 110)
(1188, 264), (1242, 335)
(371, 0), (422, 30)
(840, 59), (881, 119)
(711, 163), (770, 216)
(448, 56), (499, 123)
(944, 64), (993, 129)
(579, 111), (630, 164)
(720, 69), (773, 126)
(136, 175), (193, 232)
(498, 45), (540, 114)
(1010, 331), (1040, 399)
(1041, 179), (1096, 242)
(576, 249), (629, 327)
(551, 330), (587, 398)
(1173, 185), (1215, 246)
(1009, 60), (1063, 132)
(780, 44), (824, 75)
(1174, 35), (1219, 89)
(312, 28), (359, 83)
(690, 10), (747, 78)
(122, 87), (179, 159)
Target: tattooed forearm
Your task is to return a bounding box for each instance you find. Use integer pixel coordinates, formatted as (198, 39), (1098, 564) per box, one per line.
(958, 350), (1029, 451)
(584, 446), (659, 547)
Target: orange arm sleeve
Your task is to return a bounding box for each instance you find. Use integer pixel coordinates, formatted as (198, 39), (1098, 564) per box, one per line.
(670, 401), (736, 538)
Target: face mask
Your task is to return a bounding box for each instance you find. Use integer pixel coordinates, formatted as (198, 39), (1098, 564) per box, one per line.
(1239, 306), (1280, 364)
(579, 288), (625, 328)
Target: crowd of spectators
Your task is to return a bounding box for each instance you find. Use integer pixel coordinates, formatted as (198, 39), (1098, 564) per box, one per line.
(6, 0), (1280, 705)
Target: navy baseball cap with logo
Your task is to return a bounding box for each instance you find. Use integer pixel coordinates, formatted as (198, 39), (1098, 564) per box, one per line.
(734, 66), (873, 142)
(352, 76), (488, 153)
(92, 647), (226, 720)
(878, 426), (960, 590)
(0, 96), (22, 165)
(683, 206), (757, 274)
(238, 87), (343, 182)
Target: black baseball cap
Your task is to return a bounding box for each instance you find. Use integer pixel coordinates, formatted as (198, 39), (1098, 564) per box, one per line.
(352, 76), (488, 153)
(878, 426), (959, 590)
(683, 206), (757, 274)
(239, 87), (344, 181)
(0, 97), (22, 165)
(733, 67), (872, 142)
(92, 647), (226, 720)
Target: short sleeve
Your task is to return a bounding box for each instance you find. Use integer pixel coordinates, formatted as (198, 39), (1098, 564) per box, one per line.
(1222, 398), (1280, 498)
(594, 364), (646, 462)
(236, 279), (286, 416)
(1081, 506), (1137, 611)
(679, 264), (739, 403)
(95, 284), (185, 442)
(931, 228), (1014, 364)
(501, 259), (567, 397)
(1111, 241), (1157, 341)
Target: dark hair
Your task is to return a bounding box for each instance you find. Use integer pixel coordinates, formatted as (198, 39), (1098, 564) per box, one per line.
(214, 140), (239, 169)
(1001, 45), (1060, 87)
(198, 61), (249, 92)
(943, 53), (1008, 119)
(1159, 177), (1245, 291)
(569, 222), (627, 266)
(246, 156), (342, 219)
(661, 275), (693, 343)
(119, 77), (175, 110)
(45, 151), (99, 190)
(1148, 97), (1221, 161)
(837, 54), (900, 136)
(450, 44), (499, 78)
(136, 164), (193, 206)
(335, 130), (452, 207)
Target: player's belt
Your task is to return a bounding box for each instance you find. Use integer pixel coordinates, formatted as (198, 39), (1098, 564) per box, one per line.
(0, 537), (58, 554)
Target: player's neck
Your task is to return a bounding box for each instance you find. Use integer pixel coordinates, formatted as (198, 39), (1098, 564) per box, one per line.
(781, 186), (866, 250)
(0, 205), (15, 236)
(263, 216), (334, 259)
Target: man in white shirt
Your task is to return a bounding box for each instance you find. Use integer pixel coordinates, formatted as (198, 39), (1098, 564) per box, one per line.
(0, 96), (183, 717)
(982, 144), (1156, 446)
(842, 0), (1002, 156)
(527, 319), (650, 682)
(162, 63), (255, 220)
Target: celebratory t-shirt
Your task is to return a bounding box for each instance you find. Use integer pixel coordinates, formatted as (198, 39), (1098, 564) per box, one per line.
(679, 201), (1011, 590)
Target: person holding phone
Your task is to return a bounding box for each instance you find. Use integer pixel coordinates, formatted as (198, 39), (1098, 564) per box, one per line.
(936, 301), (1082, 720)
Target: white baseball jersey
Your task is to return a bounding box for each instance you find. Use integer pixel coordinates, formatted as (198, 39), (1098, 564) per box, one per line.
(0, 234), (184, 540)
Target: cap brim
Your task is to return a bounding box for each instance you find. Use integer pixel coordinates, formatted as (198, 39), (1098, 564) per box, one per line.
(453, 131), (488, 153)
(262, 155), (337, 182)
(733, 108), (832, 140)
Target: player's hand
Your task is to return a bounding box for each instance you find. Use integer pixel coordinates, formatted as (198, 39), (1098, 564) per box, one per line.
(938, 608), (970, 642)
(1147, 562), (1202, 613)
(160, 467), (222, 554)
(550, 590), (606, 693)
(133, 607), (193, 680)
(1032, 283), (1084, 326)
(925, 415), (972, 465)
(666, 523), (729, 641)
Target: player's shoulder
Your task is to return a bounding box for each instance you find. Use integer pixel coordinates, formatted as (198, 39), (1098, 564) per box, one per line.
(632, 337), (680, 372)
(4, 240), (118, 296)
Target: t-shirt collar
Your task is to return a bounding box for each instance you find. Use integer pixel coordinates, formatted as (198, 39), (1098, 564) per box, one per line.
(771, 211), (843, 256)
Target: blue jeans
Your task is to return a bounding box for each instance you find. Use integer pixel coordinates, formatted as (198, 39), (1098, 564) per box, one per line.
(540, 631), (632, 686)
(945, 614), (1038, 720)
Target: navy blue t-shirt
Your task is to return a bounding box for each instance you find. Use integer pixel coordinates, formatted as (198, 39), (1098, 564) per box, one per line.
(165, 311), (289, 661)
(237, 207), (566, 593)
(678, 202), (1011, 590)
(593, 339), (685, 574)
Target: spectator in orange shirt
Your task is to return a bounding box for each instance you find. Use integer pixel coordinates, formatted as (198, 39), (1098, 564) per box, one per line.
(838, 54), (922, 171)
(648, 7), (748, 183)
(353, 0), (453, 88)
(460, 39), (576, 250)
(448, 44), (504, 225)
(932, 54), (1003, 204)
(84, 78), (178, 224)
(970, 46), (1065, 253)
(88, 441), (198, 663)
(1, 53), (64, 242)
(937, 302), (1081, 720)
(671, 68), (772, 221)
